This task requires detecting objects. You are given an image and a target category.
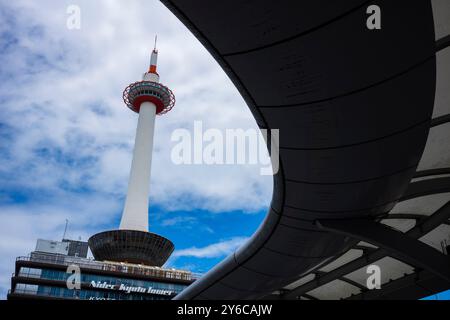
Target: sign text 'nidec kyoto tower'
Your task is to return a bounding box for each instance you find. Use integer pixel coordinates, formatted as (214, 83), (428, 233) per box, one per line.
(89, 41), (176, 267)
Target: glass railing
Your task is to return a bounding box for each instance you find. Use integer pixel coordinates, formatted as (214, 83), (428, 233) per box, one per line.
(17, 252), (201, 282)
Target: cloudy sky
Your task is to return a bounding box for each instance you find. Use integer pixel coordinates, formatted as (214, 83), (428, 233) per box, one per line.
(0, 0), (273, 298)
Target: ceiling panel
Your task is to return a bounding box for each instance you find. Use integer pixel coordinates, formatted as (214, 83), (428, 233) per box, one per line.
(381, 219), (417, 233)
(432, 48), (450, 118)
(306, 279), (360, 300)
(390, 192), (450, 215)
(283, 273), (315, 291)
(345, 257), (415, 287)
(419, 224), (450, 252)
(417, 123), (450, 171)
(318, 249), (363, 273)
(432, 0), (450, 40)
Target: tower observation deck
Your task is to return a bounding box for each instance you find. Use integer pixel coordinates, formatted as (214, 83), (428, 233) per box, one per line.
(89, 42), (176, 267)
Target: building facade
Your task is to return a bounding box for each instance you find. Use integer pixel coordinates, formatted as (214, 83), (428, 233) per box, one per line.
(8, 239), (195, 300)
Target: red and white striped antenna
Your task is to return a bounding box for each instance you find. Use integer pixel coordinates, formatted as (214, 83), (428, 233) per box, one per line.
(148, 35), (158, 74)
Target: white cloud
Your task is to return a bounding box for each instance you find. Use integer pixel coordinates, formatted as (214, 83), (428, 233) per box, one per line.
(0, 192), (122, 297)
(172, 237), (249, 259)
(0, 0), (272, 298)
(0, 0), (273, 212)
(160, 216), (196, 227)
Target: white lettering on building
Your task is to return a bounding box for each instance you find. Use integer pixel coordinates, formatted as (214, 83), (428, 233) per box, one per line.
(90, 281), (174, 296)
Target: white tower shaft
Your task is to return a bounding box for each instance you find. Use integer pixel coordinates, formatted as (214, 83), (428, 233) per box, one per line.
(119, 101), (157, 231)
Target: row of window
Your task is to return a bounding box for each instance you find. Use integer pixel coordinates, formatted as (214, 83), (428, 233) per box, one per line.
(18, 267), (188, 293)
(133, 89), (163, 98)
(129, 89), (166, 101)
(14, 283), (169, 300)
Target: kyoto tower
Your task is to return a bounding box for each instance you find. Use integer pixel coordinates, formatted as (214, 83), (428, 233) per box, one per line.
(88, 40), (176, 266)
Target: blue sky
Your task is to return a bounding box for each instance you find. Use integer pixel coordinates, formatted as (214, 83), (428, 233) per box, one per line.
(422, 290), (450, 300)
(0, 0), (272, 298)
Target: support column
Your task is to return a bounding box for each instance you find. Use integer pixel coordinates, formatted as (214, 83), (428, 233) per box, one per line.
(316, 218), (450, 282)
(119, 101), (156, 231)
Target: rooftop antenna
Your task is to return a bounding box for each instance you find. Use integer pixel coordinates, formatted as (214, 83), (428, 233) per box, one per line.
(62, 218), (69, 240)
(154, 35), (158, 51)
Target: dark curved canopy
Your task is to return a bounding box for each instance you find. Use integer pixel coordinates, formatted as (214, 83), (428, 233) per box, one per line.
(162, 0), (450, 300)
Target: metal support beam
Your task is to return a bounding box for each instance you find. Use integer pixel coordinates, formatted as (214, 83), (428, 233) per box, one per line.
(340, 277), (367, 291)
(382, 213), (425, 221)
(353, 244), (377, 253)
(301, 294), (319, 301)
(347, 269), (447, 300)
(402, 177), (450, 201)
(430, 114), (450, 128)
(414, 167), (450, 178)
(316, 218), (450, 282)
(281, 201), (450, 299)
(436, 34), (450, 52)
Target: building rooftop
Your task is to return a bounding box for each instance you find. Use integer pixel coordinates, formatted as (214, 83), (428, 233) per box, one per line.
(17, 251), (200, 283)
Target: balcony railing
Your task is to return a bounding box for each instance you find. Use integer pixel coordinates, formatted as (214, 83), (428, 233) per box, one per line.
(17, 252), (202, 282)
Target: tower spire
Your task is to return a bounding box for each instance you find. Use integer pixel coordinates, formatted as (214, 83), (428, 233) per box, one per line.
(148, 35), (158, 75)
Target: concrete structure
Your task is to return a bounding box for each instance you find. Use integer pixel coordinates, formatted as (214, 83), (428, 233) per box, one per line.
(89, 44), (176, 267)
(8, 239), (195, 300)
(162, 0), (450, 300)
(35, 239), (70, 256)
(120, 47), (170, 232)
(62, 239), (89, 258)
(119, 98), (156, 232)
(34, 239), (88, 258)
